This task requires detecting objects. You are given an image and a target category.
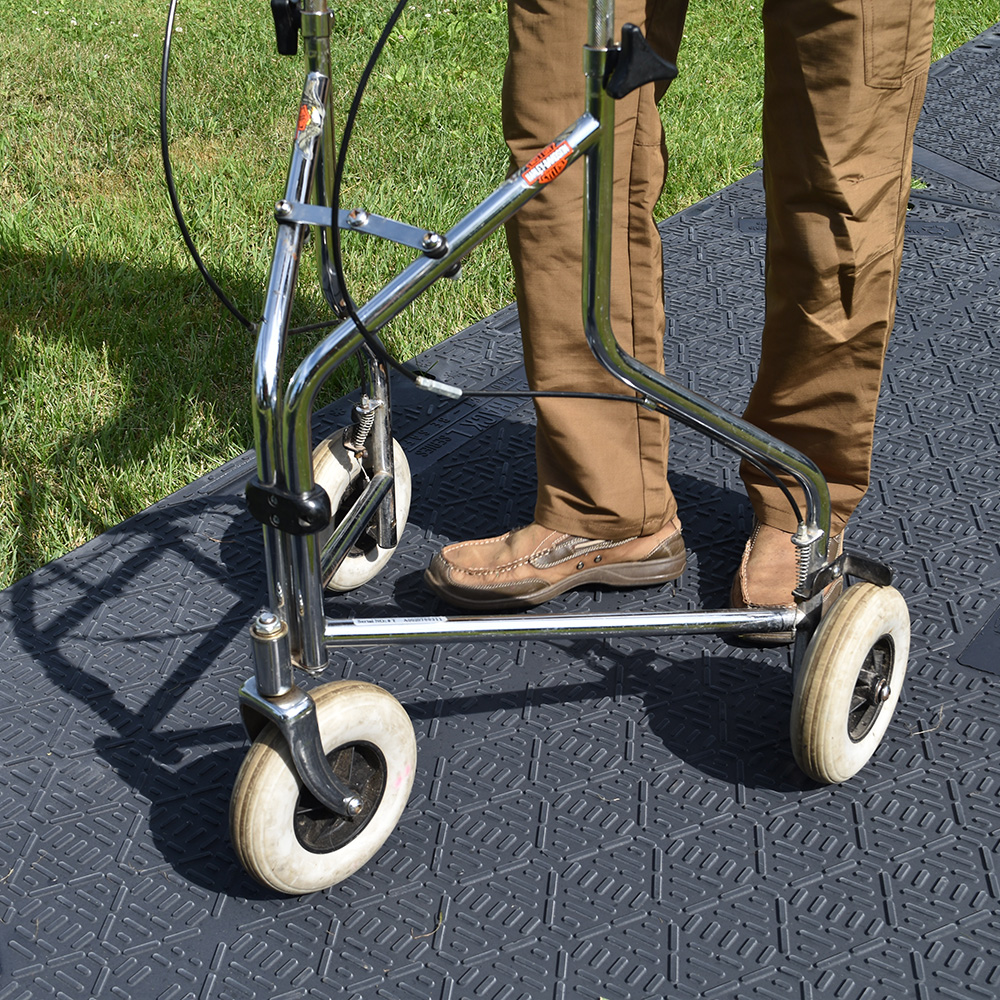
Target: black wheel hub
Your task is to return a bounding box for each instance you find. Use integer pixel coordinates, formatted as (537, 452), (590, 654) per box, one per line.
(848, 637), (894, 743)
(294, 741), (387, 854)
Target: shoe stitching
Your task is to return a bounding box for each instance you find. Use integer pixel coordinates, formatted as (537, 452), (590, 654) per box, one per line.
(444, 530), (567, 577)
(441, 531), (514, 554)
(440, 523), (682, 581)
(449, 536), (679, 579)
(440, 528), (552, 569)
(444, 558), (683, 595)
(736, 521), (759, 605)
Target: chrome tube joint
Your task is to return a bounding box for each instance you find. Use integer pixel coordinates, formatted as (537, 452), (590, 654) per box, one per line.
(239, 678), (363, 818)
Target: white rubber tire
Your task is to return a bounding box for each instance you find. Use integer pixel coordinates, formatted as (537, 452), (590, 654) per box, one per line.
(312, 429), (411, 592)
(791, 583), (910, 784)
(230, 681), (417, 895)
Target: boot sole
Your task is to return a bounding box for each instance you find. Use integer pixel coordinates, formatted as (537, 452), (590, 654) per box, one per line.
(424, 548), (687, 612)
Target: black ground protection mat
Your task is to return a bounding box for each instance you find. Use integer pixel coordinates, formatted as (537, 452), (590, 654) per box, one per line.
(3, 25), (1000, 1000)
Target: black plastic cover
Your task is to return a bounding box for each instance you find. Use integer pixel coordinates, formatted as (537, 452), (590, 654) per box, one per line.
(245, 477), (331, 534)
(271, 0), (301, 56)
(605, 23), (679, 99)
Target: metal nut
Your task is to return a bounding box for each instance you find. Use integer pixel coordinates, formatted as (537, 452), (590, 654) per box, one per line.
(421, 231), (444, 253)
(874, 679), (892, 704)
(253, 612), (284, 637)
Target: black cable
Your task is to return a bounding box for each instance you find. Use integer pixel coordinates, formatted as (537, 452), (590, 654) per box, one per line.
(160, 0), (256, 332)
(328, 0), (424, 388)
(753, 463), (804, 524)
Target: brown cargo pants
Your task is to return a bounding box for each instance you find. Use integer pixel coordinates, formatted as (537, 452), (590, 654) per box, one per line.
(503, 0), (936, 538)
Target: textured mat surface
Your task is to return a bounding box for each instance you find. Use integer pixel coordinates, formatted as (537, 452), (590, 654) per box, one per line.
(3, 25), (1000, 1000)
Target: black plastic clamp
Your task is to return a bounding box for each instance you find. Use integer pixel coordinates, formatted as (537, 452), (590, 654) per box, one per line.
(271, 0), (301, 56)
(605, 23), (679, 99)
(245, 478), (332, 535)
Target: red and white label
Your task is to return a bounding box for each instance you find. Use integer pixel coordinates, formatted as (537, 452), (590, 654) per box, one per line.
(521, 141), (574, 186)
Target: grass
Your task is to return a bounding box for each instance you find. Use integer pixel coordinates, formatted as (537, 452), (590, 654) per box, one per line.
(2, 0), (998, 588)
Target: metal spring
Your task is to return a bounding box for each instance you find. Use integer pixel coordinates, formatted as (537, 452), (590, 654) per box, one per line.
(796, 546), (811, 594)
(346, 398), (378, 454)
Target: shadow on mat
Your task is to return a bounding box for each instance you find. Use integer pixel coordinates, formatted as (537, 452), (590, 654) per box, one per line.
(399, 639), (809, 797)
(3, 488), (285, 897)
(3, 349), (772, 897)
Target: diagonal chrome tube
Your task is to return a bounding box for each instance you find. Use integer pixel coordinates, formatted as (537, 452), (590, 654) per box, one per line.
(319, 471), (393, 582)
(280, 112), (603, 496)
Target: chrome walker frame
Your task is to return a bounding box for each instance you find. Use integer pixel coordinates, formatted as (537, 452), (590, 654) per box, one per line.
(239, 0), (880, 822)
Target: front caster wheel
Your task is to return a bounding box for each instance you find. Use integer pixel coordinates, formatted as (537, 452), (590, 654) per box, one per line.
(791, 582), (909, 784)
(230, 681), (417, 895)
(313, 429), (412, 592)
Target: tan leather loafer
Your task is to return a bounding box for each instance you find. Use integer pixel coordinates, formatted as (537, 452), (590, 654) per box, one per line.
(425, 517), (686, 611)
(730, 521), (843, 646)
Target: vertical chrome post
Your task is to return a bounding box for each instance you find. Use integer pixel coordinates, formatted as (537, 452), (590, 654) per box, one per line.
(300, 0), (342, 316)
(578, 0), (832, 560)
(258, 0), (335, 671)
(252, 64), (331, 666)
(288, 530), (328, 671)
(361, 349), (399, 548)
(582, 1), (617, 386)
(589, 0), (615, 48)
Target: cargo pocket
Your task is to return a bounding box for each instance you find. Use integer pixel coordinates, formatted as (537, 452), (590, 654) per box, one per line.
(861, 0), (935, 89)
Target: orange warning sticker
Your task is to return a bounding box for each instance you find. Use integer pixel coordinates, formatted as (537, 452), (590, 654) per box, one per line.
(297, 104), (312, 132)
(521, 141), (574, 186)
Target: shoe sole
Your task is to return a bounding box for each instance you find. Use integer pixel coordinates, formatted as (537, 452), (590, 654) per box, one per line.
(424, 548), (687, 612)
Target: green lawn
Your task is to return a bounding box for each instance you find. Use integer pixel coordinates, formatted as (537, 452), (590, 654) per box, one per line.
(2, 0), (998, 588)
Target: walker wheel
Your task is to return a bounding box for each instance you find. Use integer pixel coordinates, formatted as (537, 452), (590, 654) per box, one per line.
(230, 681), (417, 895)
(312, 429), (412, 592)
(791, 582), (909, 784)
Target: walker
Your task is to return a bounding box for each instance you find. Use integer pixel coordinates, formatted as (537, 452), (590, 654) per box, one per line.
(174, 0), (910, 895)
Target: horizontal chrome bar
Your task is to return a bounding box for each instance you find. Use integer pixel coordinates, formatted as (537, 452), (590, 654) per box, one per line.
(323, 607), (801, 647)
(281, 201), (432, 252)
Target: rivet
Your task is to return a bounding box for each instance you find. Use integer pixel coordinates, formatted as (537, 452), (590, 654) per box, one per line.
(576, 561), (585, 570)
(594, 554), (602, 563)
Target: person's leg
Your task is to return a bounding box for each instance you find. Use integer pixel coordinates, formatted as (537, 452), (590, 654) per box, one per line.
(733, 0), (935, 626)
(426, 0), (689, 609)
(506, 0), (686, 540)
